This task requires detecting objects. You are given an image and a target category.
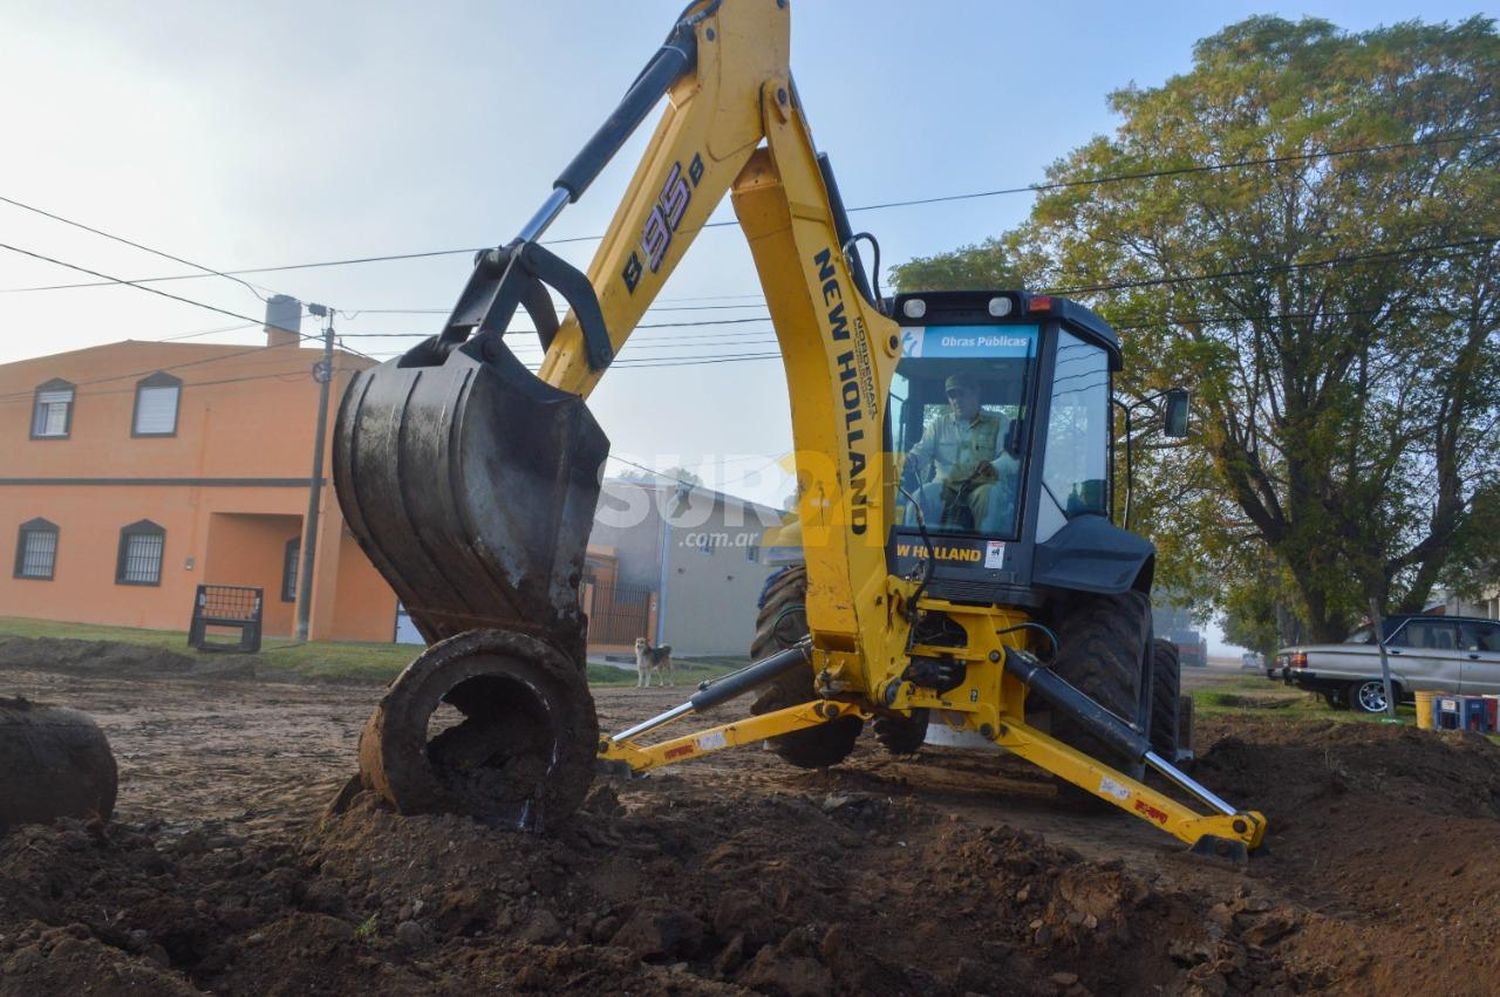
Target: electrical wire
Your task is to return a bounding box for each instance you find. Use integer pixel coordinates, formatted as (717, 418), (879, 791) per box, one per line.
(0, 194), (274, 301)
(6, 127), (1491, 295)
(1046, 234), (1497, 297)
(159, 322), (261, 341)
(0, 365), (351, 407)
(340, 302), (768, 316)
(0, 240), (376, 366)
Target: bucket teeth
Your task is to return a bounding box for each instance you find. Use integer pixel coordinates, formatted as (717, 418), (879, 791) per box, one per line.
(333, 334), (608, 652)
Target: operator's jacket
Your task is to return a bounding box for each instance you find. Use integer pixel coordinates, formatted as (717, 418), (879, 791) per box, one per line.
(908, 409), (1006, 486)
(906, 409), (1018, 531)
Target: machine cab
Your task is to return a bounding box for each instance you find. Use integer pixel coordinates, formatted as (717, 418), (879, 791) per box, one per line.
(886, 290), (1124, 602)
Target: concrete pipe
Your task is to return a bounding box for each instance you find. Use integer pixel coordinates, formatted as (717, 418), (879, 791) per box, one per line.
(0, 697), (117, 833)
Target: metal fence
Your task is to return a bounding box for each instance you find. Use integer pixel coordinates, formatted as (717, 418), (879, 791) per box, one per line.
(581, 579), (655, 647)
(188, 584), (264, 653)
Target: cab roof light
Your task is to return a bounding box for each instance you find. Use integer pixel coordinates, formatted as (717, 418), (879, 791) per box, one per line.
(1029, 295), (1053, 312)
(902, 298), (927, 319)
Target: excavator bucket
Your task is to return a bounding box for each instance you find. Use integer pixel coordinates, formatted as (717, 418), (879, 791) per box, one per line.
(333, 331), (609, 661)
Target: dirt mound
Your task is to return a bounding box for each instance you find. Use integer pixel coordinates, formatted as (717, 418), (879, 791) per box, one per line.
(0, 775), (1307, 996)
(1195, 717), (1500, 991)
(0, 636), (256, 681)
(1197, 716), (1500, 822)
(6, 661), (1500, 995)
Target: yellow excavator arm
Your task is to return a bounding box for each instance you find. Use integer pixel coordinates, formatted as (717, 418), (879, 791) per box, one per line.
(534, 0), (902, 668)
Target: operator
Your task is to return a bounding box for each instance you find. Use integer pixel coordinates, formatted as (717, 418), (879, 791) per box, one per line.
(904, 372), (1019, 532)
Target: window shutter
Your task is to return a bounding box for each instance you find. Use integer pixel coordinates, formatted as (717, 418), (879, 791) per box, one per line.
(134, 385), (178, 434)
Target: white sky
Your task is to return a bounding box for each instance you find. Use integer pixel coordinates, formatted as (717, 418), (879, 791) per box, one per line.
(3, 1), (1488, 651)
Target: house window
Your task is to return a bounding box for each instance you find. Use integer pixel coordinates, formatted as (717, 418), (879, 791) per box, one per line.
(132, 372), (181, 436)
(14, 518), (58, 579)
(30, 379), (74, 439)
(116, 520), (165, 585)
(282, 537), (300, 602)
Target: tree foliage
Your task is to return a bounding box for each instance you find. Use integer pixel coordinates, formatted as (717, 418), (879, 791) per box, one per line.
(899, 17), (1500, 641)
(890, 237), (1026, 291)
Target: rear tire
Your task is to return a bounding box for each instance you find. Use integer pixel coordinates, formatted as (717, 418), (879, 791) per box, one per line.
(874, 710), (930, 755)
(750, 565), (862, 769)
(1349, 678), (1394, 715)
(1045, 591), (1150, 808)
(1148, 638), (1182, 756)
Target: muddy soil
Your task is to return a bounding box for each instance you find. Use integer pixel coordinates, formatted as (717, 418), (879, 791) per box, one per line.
(3, 641), (1499, 995)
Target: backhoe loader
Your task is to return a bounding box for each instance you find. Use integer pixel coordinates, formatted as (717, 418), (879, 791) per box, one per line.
(333, 0), (1265, 859)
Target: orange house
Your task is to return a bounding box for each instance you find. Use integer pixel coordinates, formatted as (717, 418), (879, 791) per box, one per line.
(0, 312), (397, 641)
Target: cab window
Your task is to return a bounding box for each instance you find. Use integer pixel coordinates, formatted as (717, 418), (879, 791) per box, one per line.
(890, 324), (1038, 538)
(1040, 330), (1110, 519)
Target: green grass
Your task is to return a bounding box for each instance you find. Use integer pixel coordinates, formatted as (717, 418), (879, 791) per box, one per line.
(0, 616), (751, 688)
(586, 655), (747, 688)
(1187, 676), (1425, 727)
(0, 615), (416, 683)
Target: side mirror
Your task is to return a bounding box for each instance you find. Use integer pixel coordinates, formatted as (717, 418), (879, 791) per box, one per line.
(1163, 388), (1190, 438)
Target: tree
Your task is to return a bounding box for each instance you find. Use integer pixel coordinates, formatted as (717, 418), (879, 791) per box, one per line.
(900, 17), (1500, 642)
(891, 237), (1026, 292)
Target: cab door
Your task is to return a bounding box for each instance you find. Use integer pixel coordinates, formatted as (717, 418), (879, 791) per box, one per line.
(1457, 620), (1500, 695)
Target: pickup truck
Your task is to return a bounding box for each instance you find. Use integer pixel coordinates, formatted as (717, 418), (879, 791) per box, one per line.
(1277, 614), (1500, 714)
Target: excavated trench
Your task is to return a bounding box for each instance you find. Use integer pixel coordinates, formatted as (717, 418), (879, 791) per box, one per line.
(3, 639), (1500, 994)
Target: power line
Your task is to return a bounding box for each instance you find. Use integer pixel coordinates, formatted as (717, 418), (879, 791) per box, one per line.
(0, 364), (352, 407)
(340, 315), (773, 338)
(0, 193), (273, 301)
(1047, 234), (1498, 297)
(0, 239), (376, 365)
(604, 453), (789, 494)
(851, 128), (1500, 212)
(0, 338), (363, 402)
(352, 236), (1497, 360)
(604, 455), (712, 494)
(7, 128), (1491, 294)
(614, 352), (781, 368)
(340, 302), (768, 316)
(160, 321), (261, 341)
(363, 340), (780, 361)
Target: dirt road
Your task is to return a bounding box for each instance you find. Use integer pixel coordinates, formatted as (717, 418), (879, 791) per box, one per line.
(3, 645), (1499, 994)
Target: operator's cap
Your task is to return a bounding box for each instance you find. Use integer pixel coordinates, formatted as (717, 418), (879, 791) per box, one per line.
(945, 372), (980, 393)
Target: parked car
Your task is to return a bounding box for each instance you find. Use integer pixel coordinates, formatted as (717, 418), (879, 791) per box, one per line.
(1278, 614), (1500, 714)
(1240, 651), (1264, 671)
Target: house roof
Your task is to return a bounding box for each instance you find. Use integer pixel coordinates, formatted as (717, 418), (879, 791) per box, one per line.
(0, 338), (375, 373)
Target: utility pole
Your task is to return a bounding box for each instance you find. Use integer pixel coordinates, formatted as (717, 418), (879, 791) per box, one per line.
(295, 303), (335, 641)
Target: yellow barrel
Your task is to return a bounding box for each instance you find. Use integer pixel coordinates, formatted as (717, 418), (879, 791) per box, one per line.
(1414, 689), (1436, 730)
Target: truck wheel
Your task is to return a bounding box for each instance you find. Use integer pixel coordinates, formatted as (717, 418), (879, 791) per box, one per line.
(1349, 678), (1393, 715)
(1045, 591), (1150, 806)
(750, 565), (862, 769)
(1148, 638), (1182, 756)
(874, 710), (930, 755)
